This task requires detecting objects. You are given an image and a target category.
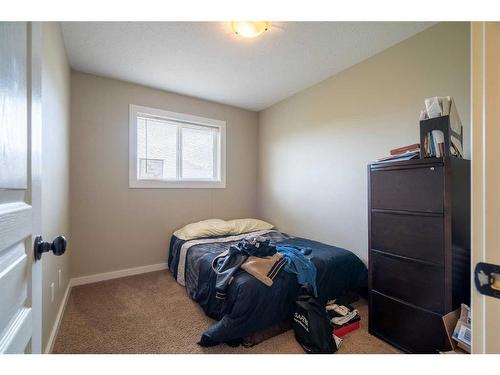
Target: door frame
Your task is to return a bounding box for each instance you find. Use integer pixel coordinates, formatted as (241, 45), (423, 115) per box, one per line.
(471, 21), (500, 354)
(28, 21), (43, 354)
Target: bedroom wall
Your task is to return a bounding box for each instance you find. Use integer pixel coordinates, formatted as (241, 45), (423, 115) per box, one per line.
(41, 22), (71, 352)
(70, 72), (259, 277)
(257, 22), (471, 263)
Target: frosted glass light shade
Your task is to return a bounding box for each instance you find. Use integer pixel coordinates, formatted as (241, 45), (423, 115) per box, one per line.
(231, 21), (270, 38)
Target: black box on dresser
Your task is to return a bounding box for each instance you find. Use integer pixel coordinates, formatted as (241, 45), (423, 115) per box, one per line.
(367, 156), (470, 353)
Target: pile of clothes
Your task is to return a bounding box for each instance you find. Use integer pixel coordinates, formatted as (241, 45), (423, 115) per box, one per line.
(211, 236), (317, 299)
(325, 300), (360, 337)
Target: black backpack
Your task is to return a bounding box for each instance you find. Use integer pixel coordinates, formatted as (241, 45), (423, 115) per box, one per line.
(293, 289), (337, 354)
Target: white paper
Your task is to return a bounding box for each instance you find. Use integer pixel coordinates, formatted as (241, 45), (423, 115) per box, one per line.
(425, 96), (442, 118)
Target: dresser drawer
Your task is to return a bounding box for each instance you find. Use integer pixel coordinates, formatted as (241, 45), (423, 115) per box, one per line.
(370, 166), (444, 212)
(371, 251), (445, 313)
(371, 211), (444, 264)
(370, 291), (448, 353)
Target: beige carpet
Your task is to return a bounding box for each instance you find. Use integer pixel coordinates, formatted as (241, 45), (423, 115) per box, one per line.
(52, 270), (399, 354)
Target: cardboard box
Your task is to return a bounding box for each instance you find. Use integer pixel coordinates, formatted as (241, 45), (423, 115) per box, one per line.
(441, 304), (471, 354)
(452, 304), (471, 353)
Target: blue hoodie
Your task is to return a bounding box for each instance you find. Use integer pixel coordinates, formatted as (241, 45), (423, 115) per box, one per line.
(276, 245), (318, 296)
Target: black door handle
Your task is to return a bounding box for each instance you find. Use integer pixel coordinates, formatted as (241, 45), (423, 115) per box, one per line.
(34, 235), (67, 261)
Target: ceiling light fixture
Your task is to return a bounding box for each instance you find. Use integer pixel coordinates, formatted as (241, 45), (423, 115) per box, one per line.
(231, 21), (271, 39)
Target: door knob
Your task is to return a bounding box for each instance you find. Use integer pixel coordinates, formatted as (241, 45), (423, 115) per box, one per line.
(34, 235), (67, 261)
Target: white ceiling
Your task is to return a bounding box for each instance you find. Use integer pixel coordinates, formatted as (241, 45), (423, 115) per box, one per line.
(61, 22), (434, 111)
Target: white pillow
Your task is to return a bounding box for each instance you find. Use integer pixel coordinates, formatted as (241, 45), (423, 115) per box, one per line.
(173, 219), (232, 241)
(228, 218), (274, 236)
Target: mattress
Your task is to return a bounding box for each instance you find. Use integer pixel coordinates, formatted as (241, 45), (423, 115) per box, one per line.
(168, 230), (367, 344)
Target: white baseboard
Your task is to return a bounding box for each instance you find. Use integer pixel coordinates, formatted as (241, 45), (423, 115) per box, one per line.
(70, 263), (168, 287)
(44, 281), (71, 354)
(44, 262), (168, 353)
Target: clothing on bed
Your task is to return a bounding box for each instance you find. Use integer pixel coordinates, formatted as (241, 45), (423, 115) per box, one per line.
(231, 236), (277, 257)
(168, 231), (368, 346)
(212, 246), (247, 299)
(212, 236), (284, 298)
(241, 253), (287, 287)
(172, 229), (277, 287)
(277, 245), (318, 297)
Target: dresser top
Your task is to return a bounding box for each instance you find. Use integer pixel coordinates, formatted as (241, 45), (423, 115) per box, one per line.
(369, 156), (445, 170)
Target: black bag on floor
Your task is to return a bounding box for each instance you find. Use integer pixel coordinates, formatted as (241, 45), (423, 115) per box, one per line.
(293, 288), (337, 354)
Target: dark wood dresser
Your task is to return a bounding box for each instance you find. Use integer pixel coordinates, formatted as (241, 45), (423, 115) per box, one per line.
(367, 157), (470, 353)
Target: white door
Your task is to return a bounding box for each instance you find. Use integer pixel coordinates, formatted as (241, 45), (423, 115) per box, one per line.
(471, 21), (500, 354)
(0, 22), (42, 354)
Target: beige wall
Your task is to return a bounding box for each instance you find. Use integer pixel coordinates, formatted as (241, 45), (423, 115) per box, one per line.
(258, 22), (470, 263)
(41, 22), (71, 352)
(70, 72), (259, 277)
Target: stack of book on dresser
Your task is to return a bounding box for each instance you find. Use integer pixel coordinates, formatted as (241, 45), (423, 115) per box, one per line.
(374, 143), (420, 164)
(326, 301), (360, 337)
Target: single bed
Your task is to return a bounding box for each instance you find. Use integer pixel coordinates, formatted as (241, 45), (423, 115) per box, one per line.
(168, 228), (367, 345)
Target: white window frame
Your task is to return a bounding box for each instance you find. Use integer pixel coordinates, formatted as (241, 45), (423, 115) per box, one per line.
(129, 104), (226, 188)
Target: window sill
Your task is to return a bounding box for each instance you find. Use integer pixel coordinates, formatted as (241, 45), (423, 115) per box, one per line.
(129, 179), (226, 189)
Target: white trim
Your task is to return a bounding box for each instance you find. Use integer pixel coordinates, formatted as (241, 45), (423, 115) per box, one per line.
(71, 263), (168, 287)
(129, 104), (226, 189)
(479, 21), (486, 354)
(44, 281), (71, 354)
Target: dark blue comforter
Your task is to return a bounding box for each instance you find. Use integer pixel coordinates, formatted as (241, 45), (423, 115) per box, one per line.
(168, 231), (367, 344)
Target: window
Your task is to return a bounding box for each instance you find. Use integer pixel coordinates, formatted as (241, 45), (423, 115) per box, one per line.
(129, 105), (226, 188)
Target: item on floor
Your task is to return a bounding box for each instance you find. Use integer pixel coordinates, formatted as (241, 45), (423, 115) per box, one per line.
(329, 308), (359, 326)
(441, 304), (471, 354)
(326, 300), (361, 337)
(326, 302), (351, 316)
(276, 245), (318, 297)
(168, 229), (368, 346)
(293, 287), (338, 354)
(452, 304), (471, 353)
(333, 320), (360, 337)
